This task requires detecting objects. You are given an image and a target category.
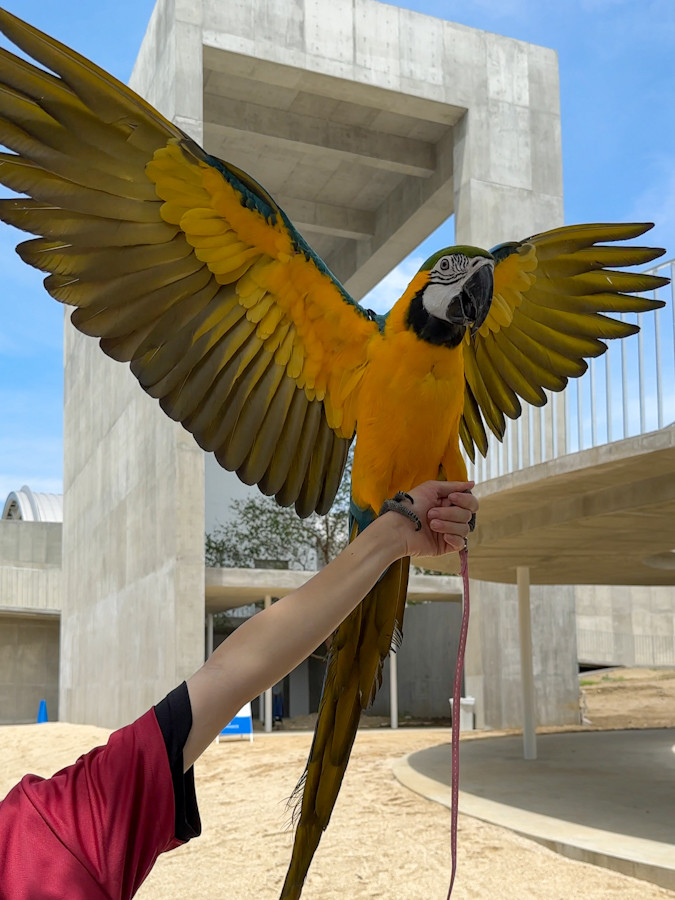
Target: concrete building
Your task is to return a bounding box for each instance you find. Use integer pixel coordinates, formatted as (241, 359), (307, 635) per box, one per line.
(0, 487), (62, 724)
(61, 0), (567, 729)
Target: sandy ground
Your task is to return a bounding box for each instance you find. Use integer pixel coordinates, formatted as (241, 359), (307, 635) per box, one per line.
(2, 669), (674, 899)
(579, 667), (675, 730)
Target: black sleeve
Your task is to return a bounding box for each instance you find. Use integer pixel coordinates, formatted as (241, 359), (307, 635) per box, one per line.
(154, 681), (202, 842)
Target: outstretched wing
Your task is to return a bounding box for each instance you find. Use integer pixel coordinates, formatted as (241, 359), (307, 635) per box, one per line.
(0, 9), (380, 516)
(460, 223), (668, 459)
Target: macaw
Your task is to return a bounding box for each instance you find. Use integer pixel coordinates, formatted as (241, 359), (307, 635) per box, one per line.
(0, 10), (667, 899)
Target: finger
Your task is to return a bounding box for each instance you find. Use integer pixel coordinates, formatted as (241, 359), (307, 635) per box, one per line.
(430, 518), (470, 535)
(429, 480), (474, 499)
(443, 534), (465, 551)
(447, 491), (478, 512)
(428, 506), (473, 525)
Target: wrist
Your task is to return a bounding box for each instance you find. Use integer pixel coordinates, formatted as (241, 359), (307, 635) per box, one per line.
(369, 510), (413, 561)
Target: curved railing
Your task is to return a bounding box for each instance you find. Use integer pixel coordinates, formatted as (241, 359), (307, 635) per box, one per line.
(467, 258), (674, 483)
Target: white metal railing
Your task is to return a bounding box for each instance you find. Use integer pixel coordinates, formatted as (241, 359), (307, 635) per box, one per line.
(467, 258), (674, 483)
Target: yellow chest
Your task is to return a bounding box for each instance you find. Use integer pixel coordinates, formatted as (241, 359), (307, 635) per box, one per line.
(351, 330), (466, 511)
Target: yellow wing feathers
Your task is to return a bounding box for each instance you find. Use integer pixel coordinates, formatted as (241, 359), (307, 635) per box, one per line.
(146, 140), (376, 425)
(0, 8), (381, 515)
(460, 223), (667, 459)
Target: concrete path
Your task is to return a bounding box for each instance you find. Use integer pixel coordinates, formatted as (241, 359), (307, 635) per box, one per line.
(393, 729), (675, 891)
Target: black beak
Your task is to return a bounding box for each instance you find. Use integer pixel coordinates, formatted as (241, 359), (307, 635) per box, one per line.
(446, 265), (493, 333)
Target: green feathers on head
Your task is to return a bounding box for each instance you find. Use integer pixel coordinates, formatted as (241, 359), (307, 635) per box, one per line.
(420, 246), (494, 271)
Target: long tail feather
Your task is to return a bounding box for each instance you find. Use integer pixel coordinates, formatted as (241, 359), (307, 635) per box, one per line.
(280, 552), (410, 900)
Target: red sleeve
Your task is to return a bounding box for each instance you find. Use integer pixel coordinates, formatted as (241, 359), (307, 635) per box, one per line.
(1, 708), (182, 900)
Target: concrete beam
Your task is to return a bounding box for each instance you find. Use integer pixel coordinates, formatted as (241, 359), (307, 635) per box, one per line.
(338, 128), (454, 298)
(203, 93), (437, 177)
(205, 567), (463, 613)
(0, 606), (60, 618)
(275, 195), (375, 240)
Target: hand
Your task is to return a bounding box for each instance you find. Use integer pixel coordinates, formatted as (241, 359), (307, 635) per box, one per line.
(383, 480), (478, 558)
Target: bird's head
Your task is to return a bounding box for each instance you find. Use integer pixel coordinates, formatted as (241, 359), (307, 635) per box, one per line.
(406, 247), (494, 347)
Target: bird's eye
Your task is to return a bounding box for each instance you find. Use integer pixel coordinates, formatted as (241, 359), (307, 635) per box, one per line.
(439, 258), (450, 271)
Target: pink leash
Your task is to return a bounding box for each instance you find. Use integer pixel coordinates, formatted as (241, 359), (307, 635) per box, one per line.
(447, 546), (470, 899)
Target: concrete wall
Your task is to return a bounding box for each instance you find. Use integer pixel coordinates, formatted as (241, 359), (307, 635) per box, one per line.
(369, 602), (464, 719)
(0, 615), (60, 725)
(61, 331), (205, 728)
(288, 657), (310, 717)
(0, 521), (62, 614)
(465, 580), (580, 729)
(205, 452), (257, 535)
(0, 520), (62, 723)
(576, 584), (675, 667)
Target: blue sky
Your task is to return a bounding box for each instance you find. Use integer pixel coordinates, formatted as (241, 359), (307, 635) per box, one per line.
(0, 0), (673, 500)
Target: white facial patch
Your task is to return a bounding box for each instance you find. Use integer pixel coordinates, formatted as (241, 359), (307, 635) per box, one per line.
(423, 282), (461, 317)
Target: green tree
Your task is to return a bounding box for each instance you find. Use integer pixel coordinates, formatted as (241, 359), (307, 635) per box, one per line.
(205, 449), (352, 570)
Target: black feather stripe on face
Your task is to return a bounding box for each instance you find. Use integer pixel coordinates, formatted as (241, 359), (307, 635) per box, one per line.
(406, 289), (465, 348)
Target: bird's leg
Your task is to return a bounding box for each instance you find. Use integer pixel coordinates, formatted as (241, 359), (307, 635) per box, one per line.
(378, 491), (422, 531)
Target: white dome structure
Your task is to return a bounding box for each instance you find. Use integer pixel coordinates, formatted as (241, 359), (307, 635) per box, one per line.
(2, 485), (63, 522)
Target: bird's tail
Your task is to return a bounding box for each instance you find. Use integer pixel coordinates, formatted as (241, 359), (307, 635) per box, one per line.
(280, 553), (410, 900)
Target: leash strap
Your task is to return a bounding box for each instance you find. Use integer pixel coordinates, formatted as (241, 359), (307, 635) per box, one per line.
(447, 546), (470, 899)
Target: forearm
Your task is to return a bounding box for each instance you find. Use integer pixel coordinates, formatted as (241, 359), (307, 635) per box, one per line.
(216, 515), (405, 690)
(183, 513), (407, 768)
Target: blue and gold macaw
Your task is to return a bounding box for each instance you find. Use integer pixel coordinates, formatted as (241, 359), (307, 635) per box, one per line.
(0, 10), (667, 898)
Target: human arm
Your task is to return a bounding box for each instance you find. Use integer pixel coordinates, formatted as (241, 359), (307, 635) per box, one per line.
(183, 480), (477, 769)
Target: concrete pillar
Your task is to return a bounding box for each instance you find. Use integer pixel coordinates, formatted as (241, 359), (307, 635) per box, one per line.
(389, 650), (398, 729)
(130, 0), (205, 144)
(517, 566), (537, 760)
(464, 577), (485, 731)
(206, 613), (214, 659)
(453, 38), (563, 249)
(263, 595), (272, 733)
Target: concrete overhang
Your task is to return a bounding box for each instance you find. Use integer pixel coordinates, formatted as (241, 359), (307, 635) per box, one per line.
(205, 567), (462, 613)
(419, 425), (675, 586)
(199, 4), (468, 298)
